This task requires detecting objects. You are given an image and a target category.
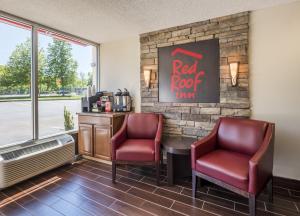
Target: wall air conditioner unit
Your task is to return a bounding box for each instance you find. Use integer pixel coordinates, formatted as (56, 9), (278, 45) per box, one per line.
(0, 134), (75, 189)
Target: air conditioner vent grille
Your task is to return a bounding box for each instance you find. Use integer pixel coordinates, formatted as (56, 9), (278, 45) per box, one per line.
(0, 134), (75, 189)
(2, 145), (74, 182)
(0, 140), (59, 160)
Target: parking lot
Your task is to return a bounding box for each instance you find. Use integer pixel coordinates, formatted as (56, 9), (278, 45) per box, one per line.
(0, 100), (80, 146)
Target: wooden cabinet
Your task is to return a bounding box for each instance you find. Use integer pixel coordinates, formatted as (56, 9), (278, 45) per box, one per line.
(78, 124), (93, 156)
(78, 113), (125, 161)
(94, 125), (111, 160)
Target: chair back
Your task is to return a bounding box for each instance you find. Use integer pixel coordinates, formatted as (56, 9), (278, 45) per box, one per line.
(217, 117), (269, 155)
(127, 113), (159, 139)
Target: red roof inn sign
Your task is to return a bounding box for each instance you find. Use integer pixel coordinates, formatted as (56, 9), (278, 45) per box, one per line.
(158, 39), (220, 103)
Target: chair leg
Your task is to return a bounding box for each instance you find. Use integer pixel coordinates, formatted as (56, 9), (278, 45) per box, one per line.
(192, 171), (197, 198)
(267, 177), (273, 203)
(160, 151), (164, 167)
(249, 194), (256, 216)
(156, 162), (160, 186)
(112, 161), (116, 183)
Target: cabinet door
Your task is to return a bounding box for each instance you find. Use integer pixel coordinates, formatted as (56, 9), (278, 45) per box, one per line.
(78, 124), (93, 156)
(94, 125), (111, 160)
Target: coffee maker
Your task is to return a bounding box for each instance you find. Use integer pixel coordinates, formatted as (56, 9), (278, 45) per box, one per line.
(81, 96), (97, 112)
(81, 91), (104, 112)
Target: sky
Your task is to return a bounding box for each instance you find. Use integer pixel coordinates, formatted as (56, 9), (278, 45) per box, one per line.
(0, 21), (95, 77)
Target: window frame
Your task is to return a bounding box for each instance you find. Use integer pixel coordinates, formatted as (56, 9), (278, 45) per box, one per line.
(0, 10), (100, 143)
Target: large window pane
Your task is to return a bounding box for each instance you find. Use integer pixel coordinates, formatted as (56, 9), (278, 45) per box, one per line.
(38, 29), (97, 138)
(0, 17), (32, 145)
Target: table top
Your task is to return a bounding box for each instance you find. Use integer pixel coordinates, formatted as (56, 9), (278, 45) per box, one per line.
(162, 135), (198, 155)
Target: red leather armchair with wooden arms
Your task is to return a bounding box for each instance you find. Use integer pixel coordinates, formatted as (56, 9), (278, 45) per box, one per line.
(111, 113), (163, 185)
(191, 117), (275, 216)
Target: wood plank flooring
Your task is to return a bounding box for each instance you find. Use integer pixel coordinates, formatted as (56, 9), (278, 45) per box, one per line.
(0, 159), (299, 216)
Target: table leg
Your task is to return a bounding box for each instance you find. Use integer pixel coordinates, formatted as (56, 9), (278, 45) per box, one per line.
(167, 152), (174, 186)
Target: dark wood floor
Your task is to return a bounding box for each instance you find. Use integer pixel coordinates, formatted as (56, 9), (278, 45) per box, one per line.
(0, 160), (299, 216)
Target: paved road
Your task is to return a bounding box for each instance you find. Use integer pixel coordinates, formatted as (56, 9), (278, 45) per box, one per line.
(0, 100), (81, 146)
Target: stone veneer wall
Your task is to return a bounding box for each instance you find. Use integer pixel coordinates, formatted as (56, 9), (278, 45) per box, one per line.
(140, 12), (250, 138)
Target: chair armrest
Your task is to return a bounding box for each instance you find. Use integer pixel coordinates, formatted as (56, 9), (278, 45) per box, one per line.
(191, 119), (220, 169)
(249, 123), (275, 194)
(154, 114), (163, 162)
(111, 115), (128, 160)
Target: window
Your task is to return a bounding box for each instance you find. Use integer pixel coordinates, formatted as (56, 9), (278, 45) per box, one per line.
(38, 29), (97, 137)
(0, 17), (32, 145)
(0, 15), (99, 146)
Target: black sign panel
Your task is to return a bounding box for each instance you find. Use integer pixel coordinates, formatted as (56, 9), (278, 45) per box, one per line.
(158, 39), (220, 103)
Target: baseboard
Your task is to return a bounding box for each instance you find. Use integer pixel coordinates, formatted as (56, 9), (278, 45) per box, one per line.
(273, 176), (300, 191)
(82, 155), (112, 165)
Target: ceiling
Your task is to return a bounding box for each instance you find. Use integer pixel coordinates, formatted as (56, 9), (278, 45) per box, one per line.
(0, 0), (297, 43)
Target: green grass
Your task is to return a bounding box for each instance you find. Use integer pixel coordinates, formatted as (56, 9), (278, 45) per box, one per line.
(0, 95), (81, 102)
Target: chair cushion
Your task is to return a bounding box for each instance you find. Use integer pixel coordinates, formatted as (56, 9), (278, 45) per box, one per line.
(218, 118), (268, 156)
(127, 113), (159, 139)
(195, 149), (251, 191)
(116, 139), (155, 161)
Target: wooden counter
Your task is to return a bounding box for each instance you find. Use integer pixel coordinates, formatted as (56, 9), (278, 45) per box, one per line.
(78, 112), (126, 118)
(77, 112), (126, 161)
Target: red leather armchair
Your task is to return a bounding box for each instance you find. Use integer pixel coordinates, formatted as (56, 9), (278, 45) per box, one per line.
(111, 113), (163, 185)
(191, 117), (275, 216)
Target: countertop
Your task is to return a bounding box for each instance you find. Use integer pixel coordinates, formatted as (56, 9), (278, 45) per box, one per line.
(77, 112), (127, 117)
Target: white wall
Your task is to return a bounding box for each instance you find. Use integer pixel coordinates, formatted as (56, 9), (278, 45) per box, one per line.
(100, 36), (141, 112)
(250, 1), (300, 180)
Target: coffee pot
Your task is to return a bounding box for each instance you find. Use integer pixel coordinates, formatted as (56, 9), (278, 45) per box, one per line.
(121, 88), (131, 112)
(113, 89), (123, 112)
(113, 88), (131, 112)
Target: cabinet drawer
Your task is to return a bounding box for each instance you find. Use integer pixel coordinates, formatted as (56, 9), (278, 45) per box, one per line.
(78, 115), (111, 126)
